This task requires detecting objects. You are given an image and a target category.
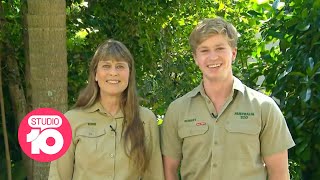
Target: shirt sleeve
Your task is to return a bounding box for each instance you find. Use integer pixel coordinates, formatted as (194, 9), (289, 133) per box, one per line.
(160, 102), (183, 160)
(143, 111), (165, 180)
(48, 113), (75, 180)
(260, 99), (295, 157)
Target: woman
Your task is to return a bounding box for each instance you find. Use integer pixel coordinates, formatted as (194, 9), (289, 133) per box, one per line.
(49, 39), (164, 180)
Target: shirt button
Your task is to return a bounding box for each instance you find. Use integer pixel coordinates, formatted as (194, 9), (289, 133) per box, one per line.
(214, 141), (218, 145)
(110, 154), (114, 158)
(213, 164), (218, 168)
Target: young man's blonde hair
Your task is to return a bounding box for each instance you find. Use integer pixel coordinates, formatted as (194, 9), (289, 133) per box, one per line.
(189, 17), (238, 53)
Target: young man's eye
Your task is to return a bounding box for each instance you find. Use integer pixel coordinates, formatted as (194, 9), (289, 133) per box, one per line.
(217, 47), (225, 50)
(200, 49), (208, 53)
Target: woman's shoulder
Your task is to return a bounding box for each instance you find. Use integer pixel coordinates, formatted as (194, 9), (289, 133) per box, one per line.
(63, 108), (93, 124)
(64, 108), (86, 117)
(139, 106), (157, 123)
(139, 106), (155, 116)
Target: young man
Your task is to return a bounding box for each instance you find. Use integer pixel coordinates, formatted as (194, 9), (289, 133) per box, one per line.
(161, 17), (295, 180)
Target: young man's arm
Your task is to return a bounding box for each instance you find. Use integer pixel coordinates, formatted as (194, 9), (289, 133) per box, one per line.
(263, 150), (290, 180)
(163, 156), (180, 180)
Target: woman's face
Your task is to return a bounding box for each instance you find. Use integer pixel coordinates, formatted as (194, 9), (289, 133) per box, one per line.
(95, 59), (130, 98)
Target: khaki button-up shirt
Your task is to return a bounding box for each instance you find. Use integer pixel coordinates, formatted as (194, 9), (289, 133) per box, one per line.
(161, 77), (295, 180)
(49, 102), (164, 180)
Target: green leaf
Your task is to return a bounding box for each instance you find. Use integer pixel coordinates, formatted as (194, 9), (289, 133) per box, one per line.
(301, 146), (311, 161)
(308, 57), (314, 70)
(289, 72), (305, 77)
(247, 10), (262, 17)
(300, 88), (312, 102)
(278, 65), (293, 80)
(295, 22), (311, 31)
(272, 0), (280, 10)
(296, 141), (308, 155)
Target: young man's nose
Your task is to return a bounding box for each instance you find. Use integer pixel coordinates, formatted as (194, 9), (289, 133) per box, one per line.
(208, 51), (218, 60)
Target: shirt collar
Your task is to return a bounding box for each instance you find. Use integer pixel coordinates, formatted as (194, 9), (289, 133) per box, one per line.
(83, 100), (124, 118)
(187, 76), (245, 98)
(233, 76), (245, 94)
(83, 101), (104, 113)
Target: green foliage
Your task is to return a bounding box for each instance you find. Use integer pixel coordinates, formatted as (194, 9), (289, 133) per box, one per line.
(253, 0), (320, 179)
(0, 0), (26, 179)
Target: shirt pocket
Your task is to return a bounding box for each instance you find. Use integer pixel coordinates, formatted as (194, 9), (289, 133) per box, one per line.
(224, 120), (261, 157)
(178, 124), (209, 162)
(77, 127), (106, 137)
(224, 120), (260, 135)
(76, 127), (106, 153)
(178, 124), (209, 138)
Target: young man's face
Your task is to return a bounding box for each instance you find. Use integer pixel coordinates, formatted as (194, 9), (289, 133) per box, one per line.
(193, 34), (237, 82)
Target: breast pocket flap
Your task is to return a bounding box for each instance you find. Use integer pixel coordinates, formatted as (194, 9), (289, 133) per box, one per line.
(76, 128), (106, 138)
(178, 125), (209, 138)
(225, 122), (260, 135)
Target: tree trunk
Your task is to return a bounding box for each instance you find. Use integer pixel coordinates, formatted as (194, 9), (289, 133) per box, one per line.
(24, 0), (67, 179)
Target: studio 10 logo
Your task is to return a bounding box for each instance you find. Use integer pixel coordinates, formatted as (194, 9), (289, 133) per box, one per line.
(18, 108), (72, 162)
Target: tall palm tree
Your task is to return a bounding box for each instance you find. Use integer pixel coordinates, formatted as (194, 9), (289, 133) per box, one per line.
(24, 0), (67, 179)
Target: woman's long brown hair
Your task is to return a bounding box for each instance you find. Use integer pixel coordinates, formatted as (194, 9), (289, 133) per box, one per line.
(74, 39), (149, 174)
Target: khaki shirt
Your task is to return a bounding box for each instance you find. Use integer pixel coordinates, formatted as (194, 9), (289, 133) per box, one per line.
(161, 77), (295, 180)
(49, 101), (164, 180)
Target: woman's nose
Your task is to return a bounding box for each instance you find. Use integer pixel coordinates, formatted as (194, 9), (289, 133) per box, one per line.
(108, 67), (119, 76)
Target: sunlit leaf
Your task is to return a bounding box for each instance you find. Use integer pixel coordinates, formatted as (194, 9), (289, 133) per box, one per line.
(308, 57), (314, 70)
(218, 2), (224, 10)
(272, 0), (280, 9)
(247, 10), (262, 17)
(300, 88), (312, 102)
(178, 19), (185, 26)
(295, 22), (311, 31)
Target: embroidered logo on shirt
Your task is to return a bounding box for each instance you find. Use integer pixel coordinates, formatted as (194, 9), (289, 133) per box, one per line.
(184, 118), (196, 123)
(234, 112), (255, 119)
(196, 122), (206, 126)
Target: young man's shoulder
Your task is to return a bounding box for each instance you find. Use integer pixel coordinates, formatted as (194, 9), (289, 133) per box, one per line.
(243, 85), (278, 105)
(167, 88), (197, 111)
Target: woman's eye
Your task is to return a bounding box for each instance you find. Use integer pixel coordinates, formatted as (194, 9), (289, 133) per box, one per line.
(116, 65), (124, 69)
(102, 65), (111, 69)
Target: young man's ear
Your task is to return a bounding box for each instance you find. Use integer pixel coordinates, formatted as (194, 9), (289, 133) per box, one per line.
(232, 47), (237, 61)
(193, 52), (199, 66)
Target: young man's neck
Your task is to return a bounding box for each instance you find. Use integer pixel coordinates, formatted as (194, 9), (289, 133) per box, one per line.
(203, 76), (234, 114)
(204, 76), (233, 94)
